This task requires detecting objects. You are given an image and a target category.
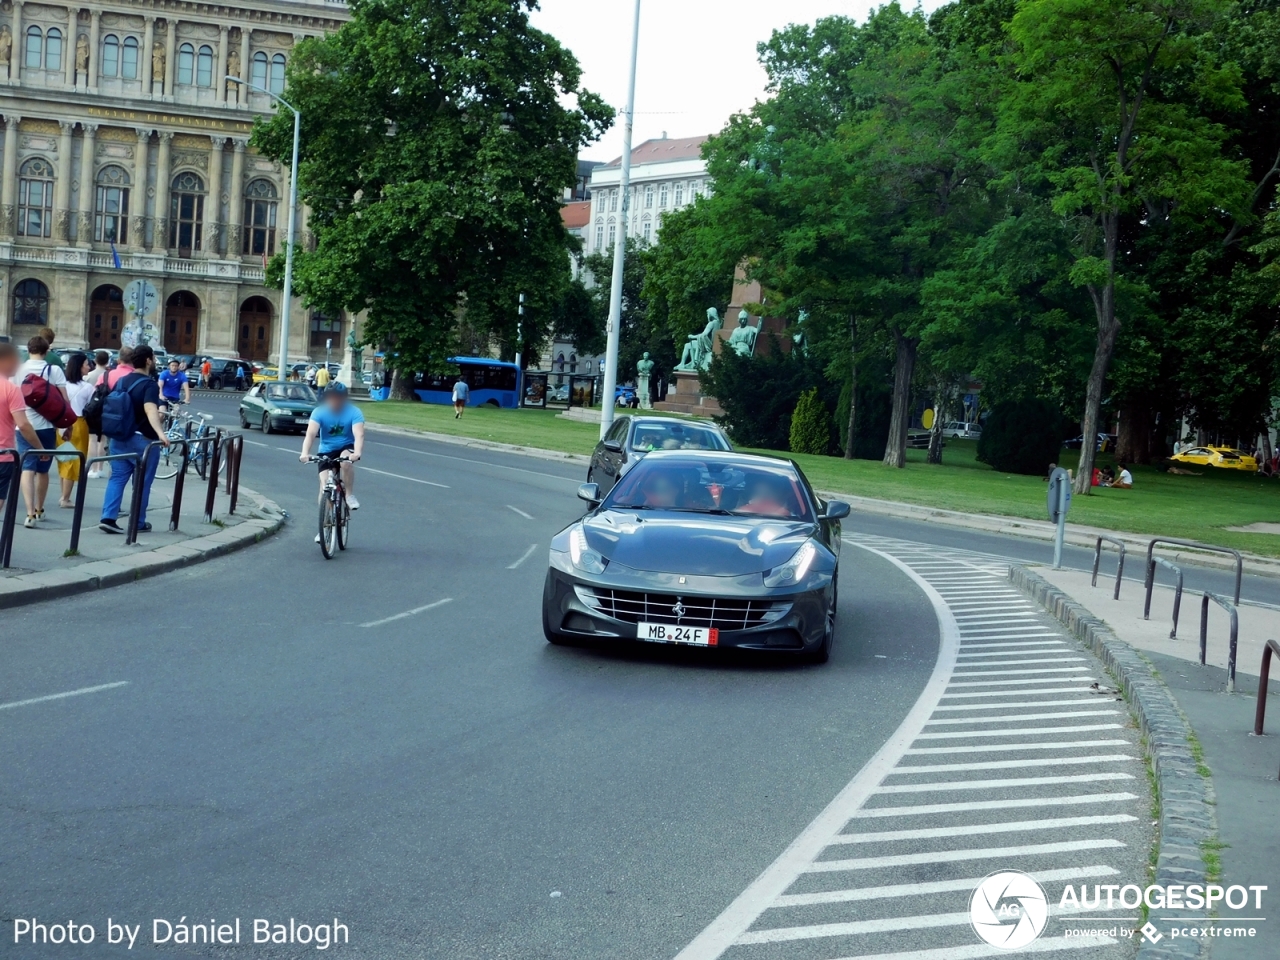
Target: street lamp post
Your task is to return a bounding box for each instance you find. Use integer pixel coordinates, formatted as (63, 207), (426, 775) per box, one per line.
(599, 0), (641, 440)
(227, 76), (299, 383)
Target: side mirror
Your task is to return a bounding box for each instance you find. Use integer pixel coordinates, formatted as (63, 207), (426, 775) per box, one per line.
(822, 501), (851, 520)
(602, 439), (623, 452)
(578, 482), (602, 505)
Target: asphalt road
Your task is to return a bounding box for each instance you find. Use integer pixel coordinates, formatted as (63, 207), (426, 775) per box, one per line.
(2, 395), (948, 958)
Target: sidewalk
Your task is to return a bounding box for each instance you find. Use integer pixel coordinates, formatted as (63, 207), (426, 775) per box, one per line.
(0, 465), (284, 607)
(1019, 564), (1280, 958)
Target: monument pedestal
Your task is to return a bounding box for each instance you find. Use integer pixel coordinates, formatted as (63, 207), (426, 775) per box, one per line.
(653, 372), (723, 417)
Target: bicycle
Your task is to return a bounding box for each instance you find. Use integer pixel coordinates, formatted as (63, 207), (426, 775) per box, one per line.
(309, 453), (352, 559)
(155, 410), (224, 481)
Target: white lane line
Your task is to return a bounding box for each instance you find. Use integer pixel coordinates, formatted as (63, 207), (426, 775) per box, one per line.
(853, 792), (1139, 818)
(671, 543), (960, 960)
(370, 440), (580, 483)
(916, 723), (1123, 739)
(507, 543), (538, 570)
(954, 618), (1044, 626)
(958, 626), (1057, 634)
(359, 597), (453, 628)
(876, 773), (1134, 793)
(952, 668), (1092, 677)
(804, 838), (1125, 873)
(942, 687), (1106, 698)
(955, 657), (1087, 666)
(737, 911), (970, 944)
(956, 650), (1075, 659)
(958, 641), (1066, 649)
(0, 681), (129, 711)
(926, 709), (1121, 725)
(935, 699), (1113, 712)
(362, 466), (449, 488)
(809, 934), (1116, 960)
(506, 505), (534, 520)
(889, 754), (1133, 774)
(948, 676), (1097, 687)
(830, 814), (1137, 844)
(771, 865), (1121, 906)
(907, 739), (1132, 754)
(960, 633), (1060, 640)
(243, 438), (270, 448)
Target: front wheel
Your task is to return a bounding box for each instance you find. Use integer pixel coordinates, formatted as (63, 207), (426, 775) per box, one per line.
(239, 409), (250, 429)
(541, 572), (575, 646)
(318, 495), (338, 559)
(154, 440), (184, 480)
(337, 495), (349, 551)
(262, 412), (274, 435)
(809, 577), (838, 665)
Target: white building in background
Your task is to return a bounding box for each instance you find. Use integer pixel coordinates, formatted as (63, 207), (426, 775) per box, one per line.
(585, 134), (708, 254)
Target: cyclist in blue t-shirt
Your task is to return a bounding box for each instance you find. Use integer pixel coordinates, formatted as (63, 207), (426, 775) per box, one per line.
(157, 358), (191, 409)
(300, 381), (365, 516)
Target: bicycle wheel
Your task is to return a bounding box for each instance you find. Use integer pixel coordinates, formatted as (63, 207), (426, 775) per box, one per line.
(337, 494), (349, 550)
(154, 437), (184, 480)
(319, 495), (338, 559)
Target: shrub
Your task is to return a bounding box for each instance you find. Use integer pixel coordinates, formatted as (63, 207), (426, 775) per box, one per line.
(703, 341), (828, 450)
(976, 398), (1064, 475)
(790, 388), (832, 455)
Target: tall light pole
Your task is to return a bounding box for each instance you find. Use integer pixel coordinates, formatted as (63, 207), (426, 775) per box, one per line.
(599, 0), (641, 440)
(514, 292), (524, 401)
(228, 76), (299, 383)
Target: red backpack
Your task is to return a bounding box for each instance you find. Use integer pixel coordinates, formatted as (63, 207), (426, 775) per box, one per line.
(21, 363), (77, 429)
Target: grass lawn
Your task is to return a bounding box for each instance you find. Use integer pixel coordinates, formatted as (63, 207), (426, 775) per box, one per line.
(358, 399), (1280, 557)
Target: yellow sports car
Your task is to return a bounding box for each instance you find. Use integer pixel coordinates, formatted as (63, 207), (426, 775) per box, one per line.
(1170, 446), (1258, 471)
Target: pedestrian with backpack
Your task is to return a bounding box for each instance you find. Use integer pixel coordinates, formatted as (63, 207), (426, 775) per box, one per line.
(0, 343), (44, 520)
(56, 353), (94, 508)
(12, 335), (70, 527)
(85, 351), (110, 475)
(99, 344), (170, 535)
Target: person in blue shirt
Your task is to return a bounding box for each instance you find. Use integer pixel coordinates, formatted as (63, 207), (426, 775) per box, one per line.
(299, 381), (365, 526)
(157, 358), (190, 409)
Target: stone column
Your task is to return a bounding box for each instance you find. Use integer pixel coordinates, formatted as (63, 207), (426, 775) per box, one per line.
(0, 114), (21, 237)
(226, 137), (245, 254)
(11, 2), (23, 83)
(155, 130), (172, 248)
(215, 25), (228, 104)
(236, 27), (249, 105)
(163, 18), (176, 99)
(54, 121), (74, 243)
(77, 122), (96, 245)
(205, 136), (223, 255)
(130, 127), (148, 247)
(87, 8), (100, 90)
(141, 15), (154, 94)
(64, 6), (76, 87)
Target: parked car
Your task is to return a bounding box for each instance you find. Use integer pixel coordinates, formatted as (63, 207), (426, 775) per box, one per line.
(1064, 432), (1112, 452)
(1169, 446), (1258, 472)
(203, 358), (254, 390)
(942, 421), (982, 440)
(544, 451), (849, 662)
(587, 415), (732, 496)
(239, 382), (319, 434)
(906, 430), (932, 449)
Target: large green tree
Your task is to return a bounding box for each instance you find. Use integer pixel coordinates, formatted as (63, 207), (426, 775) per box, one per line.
(253, 0), (611, 394)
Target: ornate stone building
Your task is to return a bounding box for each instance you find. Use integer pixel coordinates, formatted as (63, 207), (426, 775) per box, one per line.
(0, 0), (349, 361)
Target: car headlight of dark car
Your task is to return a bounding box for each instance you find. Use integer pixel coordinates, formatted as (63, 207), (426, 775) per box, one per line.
(763, 540), (819, 588)
(569, 526), (608, 575)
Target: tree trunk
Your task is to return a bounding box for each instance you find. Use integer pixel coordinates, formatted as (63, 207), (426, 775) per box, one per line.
(844, 317), (857, 460)
(926, 378), (947, 465)
(882, 332), (918, 468)
(389, 368), (415, 401)
(1073, 279), (1120, 494)
(1115, 400), (1153, 464)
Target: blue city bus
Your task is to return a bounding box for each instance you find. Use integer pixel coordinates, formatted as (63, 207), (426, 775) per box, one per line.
(412, 357), (520, 408)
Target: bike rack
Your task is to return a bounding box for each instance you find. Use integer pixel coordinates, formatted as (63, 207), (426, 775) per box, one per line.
(164, 438), (191, 532)
(1092, 535), (1127, 599)
(1146, 537), (1242, 605)
(70, 451), (145, 549)
(1144, 555), (1185, 639)
(0, 446), (21, 567)
(1253, 638), (1280, 732)
(1200, 592), (1240, 693)
(204, 432), (222, 523)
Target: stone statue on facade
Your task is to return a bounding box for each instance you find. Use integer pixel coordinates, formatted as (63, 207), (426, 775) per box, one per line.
(76, 34), (89, 78)
(674, 307), (720, 372)
(152, 42), (165, 84)
(636, 351), (654, 409)
(227, 47), (241, 81)
(727, 309), (758, 357)
(0, 25), (13, 68)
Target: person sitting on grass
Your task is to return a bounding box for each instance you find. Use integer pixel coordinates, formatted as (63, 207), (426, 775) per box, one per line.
(1113, 463), (1133, 489)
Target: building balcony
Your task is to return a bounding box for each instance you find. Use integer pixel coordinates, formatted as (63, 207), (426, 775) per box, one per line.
(0, 240), (266, 283)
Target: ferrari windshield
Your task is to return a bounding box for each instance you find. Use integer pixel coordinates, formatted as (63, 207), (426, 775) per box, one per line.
(605, 457), (813, 520)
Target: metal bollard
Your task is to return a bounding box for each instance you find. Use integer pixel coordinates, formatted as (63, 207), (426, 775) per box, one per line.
(204, 432), (222, 523)
(1144, 555), (1184, 639)
(0, 446), (21, 567)
(1200, 592), (1240, 693)
(1146, 537), (1242, 605)
(1092, 535), (1126, 599)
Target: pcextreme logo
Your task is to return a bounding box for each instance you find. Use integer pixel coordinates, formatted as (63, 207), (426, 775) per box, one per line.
(969, 871), (1049, 949)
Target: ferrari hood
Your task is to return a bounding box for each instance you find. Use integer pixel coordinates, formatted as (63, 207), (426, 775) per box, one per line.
(583, 510), (815, 576)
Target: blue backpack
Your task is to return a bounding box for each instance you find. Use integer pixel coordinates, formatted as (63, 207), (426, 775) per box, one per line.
(100, 375), (150, 440)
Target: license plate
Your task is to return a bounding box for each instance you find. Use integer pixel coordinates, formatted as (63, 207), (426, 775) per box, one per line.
(296, 417), (310, 425)
(638, 622), (718, 646)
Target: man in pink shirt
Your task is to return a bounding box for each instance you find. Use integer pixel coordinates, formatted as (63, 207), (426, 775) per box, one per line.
(106, 345), (136, 388)
(0, 342), (43, 515)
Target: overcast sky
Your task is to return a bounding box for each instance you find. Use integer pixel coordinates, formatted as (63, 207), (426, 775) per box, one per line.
(528, 0), (949, 164)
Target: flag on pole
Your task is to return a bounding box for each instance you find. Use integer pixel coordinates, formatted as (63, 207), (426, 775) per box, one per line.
(110, 241), (122, 269)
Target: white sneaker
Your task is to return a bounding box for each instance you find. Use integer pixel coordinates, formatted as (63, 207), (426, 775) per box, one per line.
(315, 534), (322, 543)
(87, 469), (101, 479)
(347, 495), (360, 510)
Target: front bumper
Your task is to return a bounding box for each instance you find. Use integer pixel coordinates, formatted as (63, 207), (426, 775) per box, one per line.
(543, 566), (831, 652)
(268, 411), (313, 431)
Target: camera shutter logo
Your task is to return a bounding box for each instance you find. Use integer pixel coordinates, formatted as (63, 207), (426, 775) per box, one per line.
(969, 871), (1049, 949)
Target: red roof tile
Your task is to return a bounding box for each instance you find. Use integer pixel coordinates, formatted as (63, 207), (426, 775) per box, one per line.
(560, 200), (591, 229)
(602, 135), (709, 168)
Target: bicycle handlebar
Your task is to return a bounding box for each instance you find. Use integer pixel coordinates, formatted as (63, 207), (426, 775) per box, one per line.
(307, 454), (358, 464)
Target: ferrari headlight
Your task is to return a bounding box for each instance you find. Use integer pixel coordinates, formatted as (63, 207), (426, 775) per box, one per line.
(764, 540), (818, 587)
(570, 526), (607, 574)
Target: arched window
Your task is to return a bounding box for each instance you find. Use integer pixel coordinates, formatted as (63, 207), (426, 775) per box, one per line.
(101, 34), (119, 77)
(242, 179), (278, 256)
(24, 26), (42, 69)
(169, 172), (205, 254)
(45, 27), (62, 71)
(594, 221), (603, 251)
(251, 51), (268, 90)
(555, 352), (565, 371)
(13, 279), (50, 326)
(94, 165), (130, 243)
(17, 158), (54, 238)
(196, 44), (213, 86)
(121, 36), (138, 79)
(177, 42), (194, 85)
(269, 53), (286, 94)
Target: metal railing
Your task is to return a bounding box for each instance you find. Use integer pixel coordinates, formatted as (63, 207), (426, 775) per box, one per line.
(1200, 592), (1240, 693)
(1144, 555), (1185, 639)
(70, 451), (145, 547)
(1146, 537), (1242, 605)
(1252, 638), (1279, 738)
(0, 446), (21, 567)
(220, 430), (244, 514)
(1092, 535), (1127, 599)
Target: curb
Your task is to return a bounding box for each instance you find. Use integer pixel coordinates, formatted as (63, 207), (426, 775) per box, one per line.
(0, 486), (286, 610)
(1009, 565), (1217, 959)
